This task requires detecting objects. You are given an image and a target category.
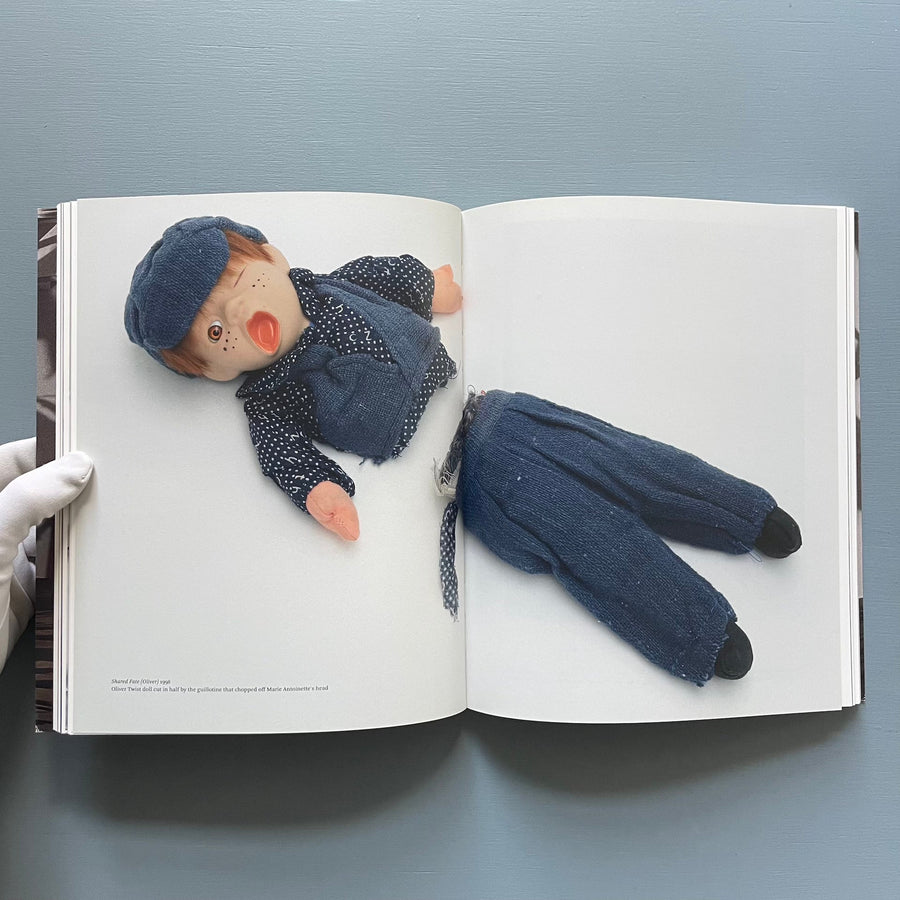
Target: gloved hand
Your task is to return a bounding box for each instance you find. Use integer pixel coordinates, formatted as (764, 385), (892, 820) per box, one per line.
(0, 438), (93, 675)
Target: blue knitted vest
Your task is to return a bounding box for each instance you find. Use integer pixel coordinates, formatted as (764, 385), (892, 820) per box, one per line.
(241, 275), (442, 462)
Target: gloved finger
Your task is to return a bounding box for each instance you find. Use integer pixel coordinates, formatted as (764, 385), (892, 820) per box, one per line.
(22, 526), (36, 559)
(1, 528), (37, 671)
(1, 605), (19, 675)
(0, 452), (93, 573)
(5, 549), (35, 644)
(0, 437), (36, 493)
(13, 532), (36, 607)
(0, 530), (39, 675)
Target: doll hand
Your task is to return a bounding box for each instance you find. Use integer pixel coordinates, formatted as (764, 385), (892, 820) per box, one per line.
(0, 438), (93, 676)
(306, 481), (360, 541)
(432, 265), (463, 315)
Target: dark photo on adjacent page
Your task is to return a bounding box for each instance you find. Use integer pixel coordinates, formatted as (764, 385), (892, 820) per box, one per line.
(35, 208), (58, 732)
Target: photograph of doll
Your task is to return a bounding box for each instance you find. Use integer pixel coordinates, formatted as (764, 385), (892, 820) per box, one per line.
(125, 216), (801, 687)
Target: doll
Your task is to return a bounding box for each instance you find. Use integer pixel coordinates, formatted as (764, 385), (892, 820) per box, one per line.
(125, 216), (801, 686)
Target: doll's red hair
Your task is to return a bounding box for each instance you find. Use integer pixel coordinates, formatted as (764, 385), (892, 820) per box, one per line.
(160, 231), (274, 376)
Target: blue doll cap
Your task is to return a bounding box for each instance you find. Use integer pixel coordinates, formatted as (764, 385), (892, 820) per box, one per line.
(124, 216), (267, 367)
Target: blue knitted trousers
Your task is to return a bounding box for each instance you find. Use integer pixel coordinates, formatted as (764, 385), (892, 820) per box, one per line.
(457, 391), (777, 685)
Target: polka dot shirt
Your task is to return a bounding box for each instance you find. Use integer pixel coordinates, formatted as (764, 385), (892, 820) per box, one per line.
(236, 257), (457, 514)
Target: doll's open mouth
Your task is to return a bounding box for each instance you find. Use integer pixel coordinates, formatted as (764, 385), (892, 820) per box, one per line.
(247, 312), (281, 354)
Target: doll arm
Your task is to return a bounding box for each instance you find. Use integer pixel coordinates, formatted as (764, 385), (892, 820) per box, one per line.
(431, 264), (462, 315)
(306, 481), (359, 541)
(244, 405), (356, 520)
(330, 255), (436, 321)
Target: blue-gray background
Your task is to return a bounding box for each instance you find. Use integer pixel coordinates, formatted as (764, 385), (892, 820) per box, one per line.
(1, 2), (898, 897)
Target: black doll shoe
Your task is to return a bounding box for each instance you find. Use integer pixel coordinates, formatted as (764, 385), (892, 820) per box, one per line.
(714, 620), (753, 679)
(754, 506), (802, 558)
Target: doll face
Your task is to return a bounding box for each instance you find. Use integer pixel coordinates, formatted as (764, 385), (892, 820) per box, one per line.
(185, 246), (308, 381)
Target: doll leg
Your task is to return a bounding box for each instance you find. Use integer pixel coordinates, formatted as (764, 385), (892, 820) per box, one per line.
(494, 392), (779, 555)
(458, 392), (739, 684)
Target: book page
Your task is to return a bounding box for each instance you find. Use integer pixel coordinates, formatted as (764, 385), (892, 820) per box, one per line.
(461, 196), (853, 723)
(64, 192), (466, 734)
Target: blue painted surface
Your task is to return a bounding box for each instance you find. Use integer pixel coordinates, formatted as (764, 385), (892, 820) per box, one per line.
(1, 2), (898, 897)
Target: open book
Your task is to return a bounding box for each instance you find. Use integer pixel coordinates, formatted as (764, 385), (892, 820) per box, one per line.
(37, 192), (862, 734)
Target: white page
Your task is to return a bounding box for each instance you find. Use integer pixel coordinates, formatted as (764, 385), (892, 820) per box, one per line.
(65, 192), (467, 734)
(461, 196), (852, 722)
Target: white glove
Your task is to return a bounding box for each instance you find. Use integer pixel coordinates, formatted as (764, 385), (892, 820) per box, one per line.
(0, 438), (93, 675)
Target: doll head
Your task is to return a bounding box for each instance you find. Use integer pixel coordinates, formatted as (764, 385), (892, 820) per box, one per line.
(125, 216), (308, 380)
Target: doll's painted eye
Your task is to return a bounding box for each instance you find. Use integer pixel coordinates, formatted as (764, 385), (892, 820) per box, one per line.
(208, 321), (224, 342)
